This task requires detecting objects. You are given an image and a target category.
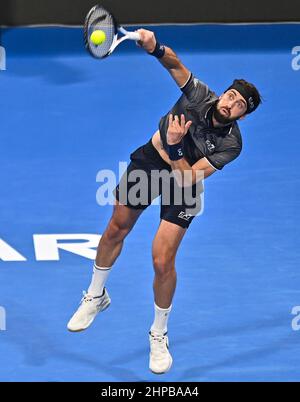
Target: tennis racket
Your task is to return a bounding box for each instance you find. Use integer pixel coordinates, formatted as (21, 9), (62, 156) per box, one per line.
(84, 5), (141, 59)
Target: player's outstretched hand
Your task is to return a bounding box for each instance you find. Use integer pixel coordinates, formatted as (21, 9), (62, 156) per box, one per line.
(167, 114), (192, 145)
(136, 29), (157, 53)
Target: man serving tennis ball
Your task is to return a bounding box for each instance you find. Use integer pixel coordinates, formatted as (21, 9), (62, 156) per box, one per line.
(68, 28), (262, 374)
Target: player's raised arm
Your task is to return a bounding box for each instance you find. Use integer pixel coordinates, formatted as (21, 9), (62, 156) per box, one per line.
(137, 29), (191, 88)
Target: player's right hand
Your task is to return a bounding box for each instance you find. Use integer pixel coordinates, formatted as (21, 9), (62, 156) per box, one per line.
(136, 29), (157, 53)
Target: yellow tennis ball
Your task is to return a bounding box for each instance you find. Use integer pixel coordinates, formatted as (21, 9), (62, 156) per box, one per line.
(90, 30), (106, 46)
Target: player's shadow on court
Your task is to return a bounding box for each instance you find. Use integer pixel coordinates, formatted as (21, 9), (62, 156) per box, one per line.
(7, 57), (88, 85)
(108, 313), (290, 371)
(178, 333), (293, 381)
(1, 302), (145, 381)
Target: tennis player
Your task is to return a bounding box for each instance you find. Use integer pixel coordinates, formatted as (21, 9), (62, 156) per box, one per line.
(67, 29), (262, 374)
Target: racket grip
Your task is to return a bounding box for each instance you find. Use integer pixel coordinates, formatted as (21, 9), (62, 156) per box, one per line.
(127, 31), (141, 41)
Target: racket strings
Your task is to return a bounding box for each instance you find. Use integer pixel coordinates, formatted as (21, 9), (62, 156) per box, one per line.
(86, 7), (115, 58)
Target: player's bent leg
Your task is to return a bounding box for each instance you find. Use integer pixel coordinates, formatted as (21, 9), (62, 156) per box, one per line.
(96, 200), (144, 267)
(67, 201), (144, 332)
(149, 219), (187, 374)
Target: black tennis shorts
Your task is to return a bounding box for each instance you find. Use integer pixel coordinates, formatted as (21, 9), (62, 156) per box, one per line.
(114, 139), (203, 229)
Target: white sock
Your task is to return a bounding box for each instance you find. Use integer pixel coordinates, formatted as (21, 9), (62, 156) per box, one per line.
(87, 263), (112, 297)
(150, 303), (172, 335)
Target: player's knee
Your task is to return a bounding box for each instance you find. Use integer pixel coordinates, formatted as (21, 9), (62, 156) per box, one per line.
(103, 219), (130, 243)
(153, 254), (175, 279)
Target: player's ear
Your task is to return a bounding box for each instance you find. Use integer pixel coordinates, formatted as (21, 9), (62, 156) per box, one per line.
(238, 114), (247, 121)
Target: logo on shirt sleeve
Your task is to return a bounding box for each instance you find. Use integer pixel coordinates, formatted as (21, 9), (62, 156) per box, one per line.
(193, 78), (200, 88)
(205, 139), (215, 152)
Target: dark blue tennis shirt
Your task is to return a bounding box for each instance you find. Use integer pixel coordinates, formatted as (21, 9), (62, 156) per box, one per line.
(159, 74), (243, 170)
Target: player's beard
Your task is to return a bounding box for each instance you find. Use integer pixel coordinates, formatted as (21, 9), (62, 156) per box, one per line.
(213, 102), (235, 125)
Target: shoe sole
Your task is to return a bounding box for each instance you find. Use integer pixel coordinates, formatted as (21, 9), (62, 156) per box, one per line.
(149, 355), (173, 375)
(67, 300), (111, 332)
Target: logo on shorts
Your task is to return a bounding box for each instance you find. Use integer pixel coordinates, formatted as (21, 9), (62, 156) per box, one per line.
(178, 211), (193, 221)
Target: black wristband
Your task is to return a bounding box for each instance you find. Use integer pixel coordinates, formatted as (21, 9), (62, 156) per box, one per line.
(149, 41), (165, 59)
(168, 142), (184, 161)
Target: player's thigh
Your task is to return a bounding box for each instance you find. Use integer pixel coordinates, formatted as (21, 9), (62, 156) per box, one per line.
(152, 219), (187, 263)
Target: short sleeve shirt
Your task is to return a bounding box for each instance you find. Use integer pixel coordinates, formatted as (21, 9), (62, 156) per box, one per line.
(159, 74), (243, 170)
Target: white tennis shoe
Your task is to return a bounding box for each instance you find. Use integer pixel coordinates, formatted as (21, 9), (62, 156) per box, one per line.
(149, 331), (173, 374)
(67, 288), (111, 332)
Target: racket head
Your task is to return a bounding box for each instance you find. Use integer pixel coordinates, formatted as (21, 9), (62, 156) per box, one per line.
(84, 5), (118, 59)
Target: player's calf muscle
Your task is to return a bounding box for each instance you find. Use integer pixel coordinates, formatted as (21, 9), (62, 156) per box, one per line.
(96, 231), (124, 266)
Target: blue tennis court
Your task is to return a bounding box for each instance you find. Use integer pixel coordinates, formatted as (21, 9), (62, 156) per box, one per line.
(0, 24), (300, 381)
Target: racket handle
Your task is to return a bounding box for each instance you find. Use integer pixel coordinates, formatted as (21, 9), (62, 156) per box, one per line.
(126, 31), (141, 41)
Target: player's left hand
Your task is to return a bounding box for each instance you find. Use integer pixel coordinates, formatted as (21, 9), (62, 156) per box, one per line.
(167, 114), (192, 145)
